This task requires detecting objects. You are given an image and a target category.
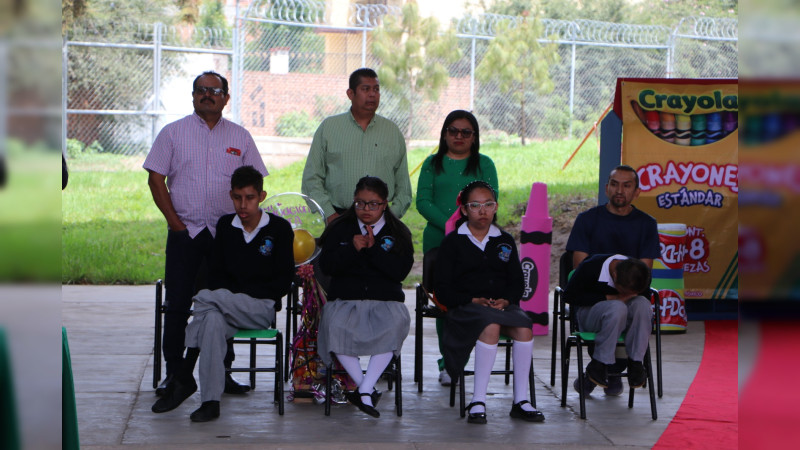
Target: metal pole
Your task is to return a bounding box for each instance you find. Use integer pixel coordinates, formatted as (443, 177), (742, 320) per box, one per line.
(470, 36), (476, 112)
(152, 23), (162, 149)
(569, 43), (575, 138)
(666, 31), (676, 78)
(233, 0), (241, 123)
(362, 9), (368, 67)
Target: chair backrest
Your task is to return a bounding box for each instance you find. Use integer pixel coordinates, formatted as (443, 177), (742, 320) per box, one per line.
(422, 247), (439, 292)
(559, 251), (574, 288)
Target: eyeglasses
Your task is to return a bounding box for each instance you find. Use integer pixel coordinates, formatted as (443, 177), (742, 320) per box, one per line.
(465, 201), (497, 211)
(193, 86), (226, 96)
(446, 127), (474, 138)
(354, 200), (386, 211)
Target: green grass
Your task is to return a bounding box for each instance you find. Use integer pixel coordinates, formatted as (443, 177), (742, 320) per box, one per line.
(0, 152), (61, 282)
(62, 138), (599, 284)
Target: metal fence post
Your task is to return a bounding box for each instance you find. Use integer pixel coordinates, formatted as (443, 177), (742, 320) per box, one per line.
(362, 8), (369, 67)
(152, 23), (162, 149)
(569, 42), (576, 138)
(232, 0), (241, 124)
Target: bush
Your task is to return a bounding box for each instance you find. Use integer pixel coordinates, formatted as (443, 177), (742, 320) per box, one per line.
(66, 139), (85, 158)
(66, 139), (105, 158)
(275, 111), (319, 138)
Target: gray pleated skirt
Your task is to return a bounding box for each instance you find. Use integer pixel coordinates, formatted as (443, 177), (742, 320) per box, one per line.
(317, 299), (410, 366)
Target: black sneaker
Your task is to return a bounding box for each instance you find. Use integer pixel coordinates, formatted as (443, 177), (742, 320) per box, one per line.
(585, 359), (608, 388)
(627, 359), (646, 388)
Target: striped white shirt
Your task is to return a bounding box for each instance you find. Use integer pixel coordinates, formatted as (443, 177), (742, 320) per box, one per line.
(143, 113), (268, 238)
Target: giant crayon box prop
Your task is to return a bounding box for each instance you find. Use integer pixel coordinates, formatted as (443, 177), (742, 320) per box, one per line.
(739, 82), (800, 301)
(615, 78), (738, 301)
(520, 182), (552, 335)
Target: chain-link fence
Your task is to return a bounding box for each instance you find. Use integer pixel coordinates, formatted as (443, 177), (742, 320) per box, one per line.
(63, 1), (737, 155)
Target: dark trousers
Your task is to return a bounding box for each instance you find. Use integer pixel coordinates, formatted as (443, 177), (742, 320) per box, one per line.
(163, 228), (235, 376)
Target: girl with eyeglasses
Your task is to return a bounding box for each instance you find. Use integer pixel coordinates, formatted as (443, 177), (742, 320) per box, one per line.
(434, 180), (545, 425)
(317, 176), (413, 418)
(416, 109), (498, 387)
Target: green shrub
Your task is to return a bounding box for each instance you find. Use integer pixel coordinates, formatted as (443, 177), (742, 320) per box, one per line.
(275, 111), (319, 137)
(66, 139), (85, 158)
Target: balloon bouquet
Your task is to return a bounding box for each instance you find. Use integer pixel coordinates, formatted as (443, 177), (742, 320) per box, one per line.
(260, 193), (345, 404)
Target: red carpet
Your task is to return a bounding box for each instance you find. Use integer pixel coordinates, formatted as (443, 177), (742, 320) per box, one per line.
(738, 321), (800, 449)
(654, 320), (738, 449)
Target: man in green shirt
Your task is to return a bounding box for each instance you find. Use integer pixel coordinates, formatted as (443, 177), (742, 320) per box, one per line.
(302, 68), (412, 223)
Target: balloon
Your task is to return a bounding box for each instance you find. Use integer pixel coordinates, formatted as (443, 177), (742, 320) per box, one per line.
(293, 228), (316, 265)
(261, 192), (326, 266)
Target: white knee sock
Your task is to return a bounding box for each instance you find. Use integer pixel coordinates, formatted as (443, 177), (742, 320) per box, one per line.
(359, 352), (393, 407)
(470, 340), (498, 414)
(512, 339), (536, 411)
(335, 353), (363, 387)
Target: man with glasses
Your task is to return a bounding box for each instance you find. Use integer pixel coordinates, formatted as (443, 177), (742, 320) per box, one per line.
(565, 165), (659, 396)
(144, 71), (268, 397)
(302, 68), (412, 223)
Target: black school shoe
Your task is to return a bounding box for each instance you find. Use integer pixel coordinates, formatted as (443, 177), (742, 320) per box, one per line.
(190, 401), (220, 422)
(223, 374), (251, 395)
(586, 359), (609, 388)
(151, 378), (197, 413)
(345, 389), (380, 418)
(627, 359), (646, 388)
(155, 374), (174, 397)
(465, 401), (487, 424)
(509, 400), (545, 422)
(371, 389), (382, 407)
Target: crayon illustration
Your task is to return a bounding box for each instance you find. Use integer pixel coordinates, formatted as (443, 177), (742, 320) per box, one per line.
(629, 100), (738, 146)
(705, 112), (722, 144)
(675, 114), (692, 146)
(660, 112), (676, 143)
(690, 113), (707, 146)
(645, 110), (661, 139)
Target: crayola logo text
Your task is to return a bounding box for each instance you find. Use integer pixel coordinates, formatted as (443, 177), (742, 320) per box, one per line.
(638, 89), (738, 114)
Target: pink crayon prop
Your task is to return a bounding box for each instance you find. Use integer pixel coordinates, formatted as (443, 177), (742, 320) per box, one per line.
(519, 182), (552, 335)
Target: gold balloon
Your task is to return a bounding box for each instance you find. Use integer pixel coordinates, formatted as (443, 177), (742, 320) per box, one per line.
(293, 228), (316, 264)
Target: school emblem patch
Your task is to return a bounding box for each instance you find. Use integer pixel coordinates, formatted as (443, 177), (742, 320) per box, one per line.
(380, 236), (395, 252)
(497, 243), (512, 262)
(259, 237), (274, 256)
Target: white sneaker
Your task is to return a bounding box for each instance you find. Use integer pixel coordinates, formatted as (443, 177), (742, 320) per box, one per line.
(439, 369), (452, 386)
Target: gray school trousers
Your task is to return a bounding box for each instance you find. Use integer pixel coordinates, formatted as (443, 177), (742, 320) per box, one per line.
(575, 296), (652, 365)
(185, 289), (276, 402)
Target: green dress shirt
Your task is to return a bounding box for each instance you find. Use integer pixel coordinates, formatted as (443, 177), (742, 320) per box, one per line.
(301, 110), (412, 218)
(416, 153), (499, 253)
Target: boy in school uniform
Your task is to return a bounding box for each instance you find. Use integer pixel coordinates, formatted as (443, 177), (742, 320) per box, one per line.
(152, 165), (295, 422)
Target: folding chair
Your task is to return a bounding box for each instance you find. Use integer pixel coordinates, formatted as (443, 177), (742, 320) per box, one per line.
(229, 328), (284, 415)
(450, 339), (537, 417)
(413, 283), (446, 392)
(153, 280), (285, 415)
(549, 252), (664, 398)
(550, 251), (573, 387)
(558, 286), (660, 420)
(283, 280), (300, 381)
(324, 353), (402, 416)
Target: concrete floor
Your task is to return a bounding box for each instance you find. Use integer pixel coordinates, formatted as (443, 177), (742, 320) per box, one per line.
(62, 285), (705, 449)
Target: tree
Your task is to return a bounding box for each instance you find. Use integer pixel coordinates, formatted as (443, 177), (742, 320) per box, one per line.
(371, 1), (461, 141)
(475, 12), (559, 145)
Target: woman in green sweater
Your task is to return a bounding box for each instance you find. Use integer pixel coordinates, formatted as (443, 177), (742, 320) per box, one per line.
(416, 109), (498, 386)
